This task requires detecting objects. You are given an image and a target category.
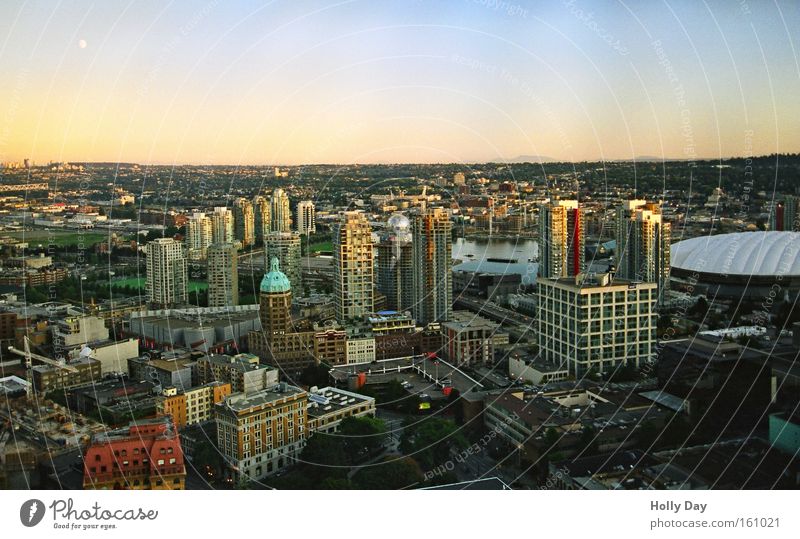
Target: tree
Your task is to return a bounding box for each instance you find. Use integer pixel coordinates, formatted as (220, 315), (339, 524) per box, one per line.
(400, 417), (467, 470)
(301, 432), (349, 483)
(340, 416), (386, 456)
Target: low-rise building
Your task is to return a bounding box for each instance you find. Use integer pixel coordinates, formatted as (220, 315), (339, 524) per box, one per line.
(83, 417), (186, 490)
(128, 351), (196, 390)
(157, 381), (232, 429)
(345, 333), (376, 365)
(441, 311), (507, 367)
(32, 357), (102, 392)
(508, 350), (570, 385)
(196, 353), (278, 394)
(215, 384), (308, 483)
(307, 386), (376, 433)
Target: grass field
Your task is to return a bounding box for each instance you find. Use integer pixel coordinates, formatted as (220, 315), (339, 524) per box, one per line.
(310, 240), (333, 252)
(3, 229), (107, 247)
(111, 277), (208, 292)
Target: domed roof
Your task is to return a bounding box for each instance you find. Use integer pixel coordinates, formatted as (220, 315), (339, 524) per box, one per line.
(387, 213), (410, 231)
(671, 231), (800, 277)
(260, 257), (291, 293)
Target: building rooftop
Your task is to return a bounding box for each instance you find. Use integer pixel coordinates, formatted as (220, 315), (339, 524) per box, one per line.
(220, 384), (306, 412)
(260, 256), (291, 294)
(442, 310), (499, 331)
(306, 386), (374, 418)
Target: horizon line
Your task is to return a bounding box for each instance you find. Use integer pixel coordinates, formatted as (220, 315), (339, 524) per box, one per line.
(4, 152), (795, 168)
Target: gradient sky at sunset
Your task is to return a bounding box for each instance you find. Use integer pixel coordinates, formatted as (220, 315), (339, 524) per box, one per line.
(1, 0), (798, 165)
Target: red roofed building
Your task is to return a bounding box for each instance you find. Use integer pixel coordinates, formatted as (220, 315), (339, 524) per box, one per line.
(83, 417), (186, 490)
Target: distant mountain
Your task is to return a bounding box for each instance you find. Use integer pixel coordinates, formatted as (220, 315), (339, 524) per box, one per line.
(490, 155), (559, 163)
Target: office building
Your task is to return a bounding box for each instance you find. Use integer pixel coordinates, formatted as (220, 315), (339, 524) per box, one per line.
(270, 188), (291, 233)
(333, 211), (374, 322)
(185, 212), (212, 260)
(538, 199), (584, 279)
(296, 200), (316, 235)
(215, 384), (308, 483)
(412, 207), (452, 324)
(375, 213), (414, 312)
(536, 273), (657, 376)
(233, 197), (256, 248)
(207, 243), (239, 307)
(265, 231), (302, 291)
(146, 238), (188, 308)
(616, 200), (671, 303)
(211, 207), (234, 244)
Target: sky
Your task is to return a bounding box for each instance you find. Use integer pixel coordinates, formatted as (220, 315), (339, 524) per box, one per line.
(0, 0), (798, 165)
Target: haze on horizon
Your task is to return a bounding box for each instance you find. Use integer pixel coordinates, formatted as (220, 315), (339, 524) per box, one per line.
(1, 0), (798, 166)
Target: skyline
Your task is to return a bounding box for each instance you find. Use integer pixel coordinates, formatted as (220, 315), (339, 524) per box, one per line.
(1, 0), (799, 165)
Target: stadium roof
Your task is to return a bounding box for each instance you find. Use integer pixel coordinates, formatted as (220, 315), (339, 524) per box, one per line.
(671, 231), (800, 277)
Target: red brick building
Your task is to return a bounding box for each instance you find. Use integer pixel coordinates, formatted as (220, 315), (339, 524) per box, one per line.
(83, 417), (186, 490)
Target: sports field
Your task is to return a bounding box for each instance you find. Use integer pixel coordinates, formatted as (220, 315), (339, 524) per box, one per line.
(111, 277), (207, 292)
(3, 229), (107, 247)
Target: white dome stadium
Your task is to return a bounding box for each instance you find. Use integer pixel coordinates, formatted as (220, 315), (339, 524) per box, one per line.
(671, 231), (800, 277)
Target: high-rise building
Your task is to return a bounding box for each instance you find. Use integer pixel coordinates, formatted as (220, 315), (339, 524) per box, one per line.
(538, 199), (584, 279)
(770, 195), (800, 232)
(253, 195), (271, 244)
(233, 198), (255, 248)
(296, 200), (316, 235)
(270, 188), (291, 233)
(333, 211), (374, 322)
(186, 212), (212, 260)
(265, 231), (302, 291)
(146, 238), (188, 308)
(536, 273), (657, 376)
(211, 207), (234, 244)
(207, 243), (239, 307)
(615, 200), (671, 303)
(214, 384), (308, 483)
(375, 213), (414, 312)
(258, 257), (293, 338)
(412, 207), (452, 325)
(250, 257), (316, 376)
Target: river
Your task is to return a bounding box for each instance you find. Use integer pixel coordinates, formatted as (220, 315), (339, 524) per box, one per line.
(452, 237), (538, 263)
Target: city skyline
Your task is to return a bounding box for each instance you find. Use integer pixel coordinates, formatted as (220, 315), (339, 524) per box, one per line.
(1, 1), (799, 165)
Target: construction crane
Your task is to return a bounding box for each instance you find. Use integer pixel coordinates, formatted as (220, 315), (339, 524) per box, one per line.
(7, 337), (79, 400)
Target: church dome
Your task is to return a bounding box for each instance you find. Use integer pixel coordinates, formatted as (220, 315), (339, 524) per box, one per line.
(260, 257), (291, 294)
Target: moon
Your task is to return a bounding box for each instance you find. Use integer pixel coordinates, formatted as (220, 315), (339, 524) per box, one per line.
(78, 39), (87, 49)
